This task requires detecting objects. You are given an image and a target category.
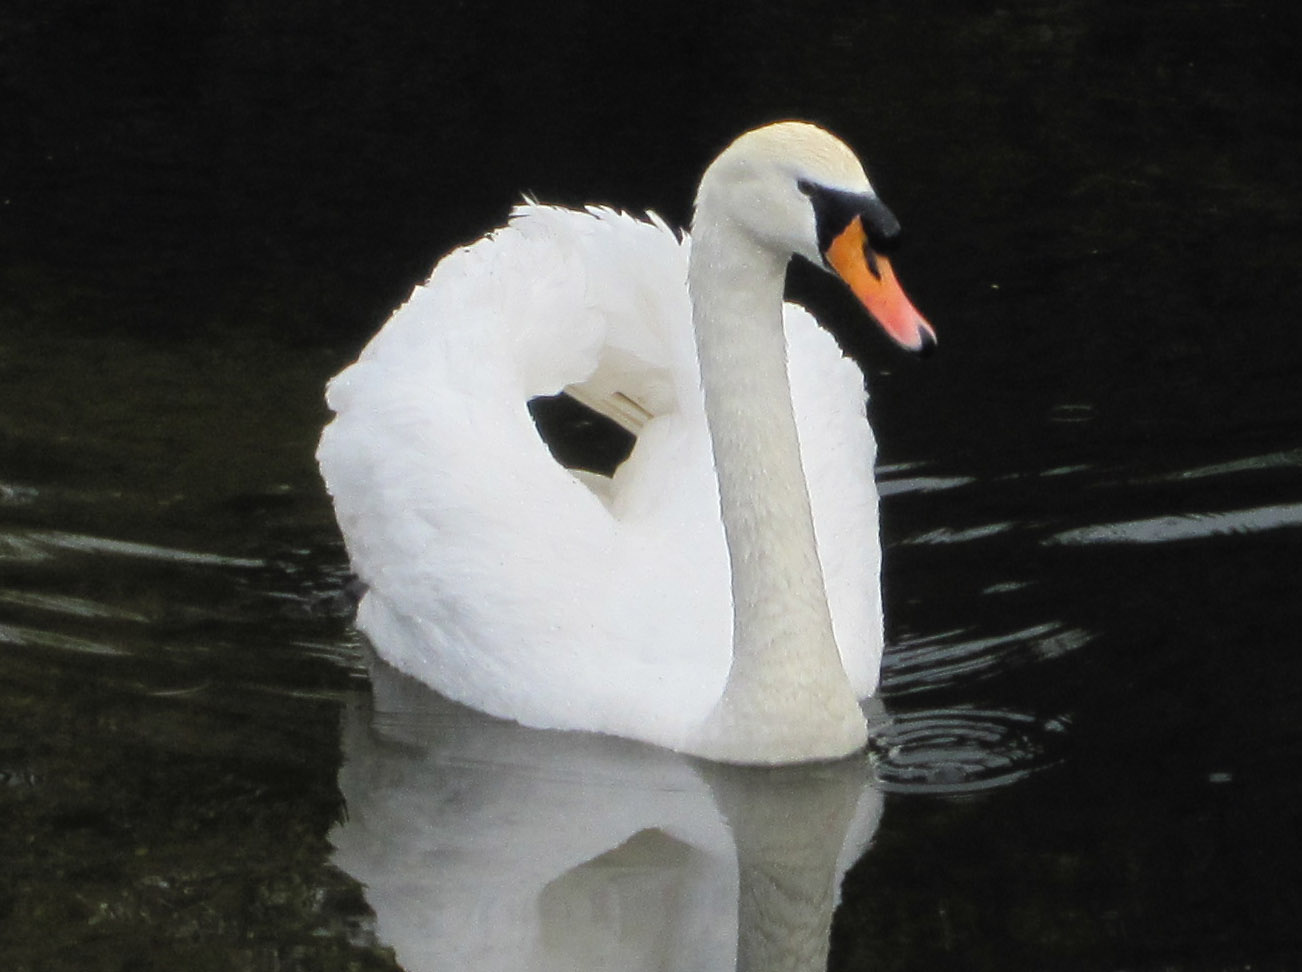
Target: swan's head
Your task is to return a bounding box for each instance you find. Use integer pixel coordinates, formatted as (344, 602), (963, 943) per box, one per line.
(694, 121), (936, 353)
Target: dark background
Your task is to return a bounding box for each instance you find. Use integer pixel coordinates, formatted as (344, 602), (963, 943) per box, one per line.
(7, 0), (1301, 467)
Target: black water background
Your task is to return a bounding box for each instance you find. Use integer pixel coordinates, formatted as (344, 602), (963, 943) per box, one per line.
(3, 0), (1302, 969)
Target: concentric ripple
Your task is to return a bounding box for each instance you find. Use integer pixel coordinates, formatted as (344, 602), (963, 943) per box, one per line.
(867, 707), (1067, 794)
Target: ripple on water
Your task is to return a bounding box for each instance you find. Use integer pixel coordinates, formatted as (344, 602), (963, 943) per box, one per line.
(882, 622), (1094, 696)
(878, 474), (976, 497)
(0, 621), (126, 657)
(899, 521), (1014, 545)
(1047, 501), (1302, 545)
(1144, 447), (1302, 483)
(0, 589), (152, 623)
(868, 707), (1067, 795)
(0, 528), (266, 567)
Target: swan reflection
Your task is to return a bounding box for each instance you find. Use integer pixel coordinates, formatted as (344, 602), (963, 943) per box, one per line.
(331, 657), (884, 971)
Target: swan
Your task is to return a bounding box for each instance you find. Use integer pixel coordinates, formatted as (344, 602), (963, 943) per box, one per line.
(317, 121), (935, 765)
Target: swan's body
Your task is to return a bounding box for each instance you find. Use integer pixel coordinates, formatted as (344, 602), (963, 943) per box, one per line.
(318, 122), (933, 764)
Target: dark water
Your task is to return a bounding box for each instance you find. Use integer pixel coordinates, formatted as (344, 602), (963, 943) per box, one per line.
(4, 1), (1302, 969)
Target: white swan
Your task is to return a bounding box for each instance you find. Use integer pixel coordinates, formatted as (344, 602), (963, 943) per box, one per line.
(317, 121), (934, 765)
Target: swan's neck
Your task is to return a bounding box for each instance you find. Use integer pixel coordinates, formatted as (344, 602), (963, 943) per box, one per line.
(686, 214), (867, 763)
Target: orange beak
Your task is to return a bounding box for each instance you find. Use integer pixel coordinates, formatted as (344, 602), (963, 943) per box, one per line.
(824, 215), (936, 354)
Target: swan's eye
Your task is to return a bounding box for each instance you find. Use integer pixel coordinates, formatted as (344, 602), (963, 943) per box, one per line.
(805, 184), (904, 259)
(796, 179), (814, 196)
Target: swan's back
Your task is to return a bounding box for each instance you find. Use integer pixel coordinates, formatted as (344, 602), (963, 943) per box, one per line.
(318, 204), (882, 752)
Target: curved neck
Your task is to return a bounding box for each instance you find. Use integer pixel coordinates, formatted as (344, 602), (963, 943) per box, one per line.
(689, 220), (829, 649)
(685, 211), (866, 763)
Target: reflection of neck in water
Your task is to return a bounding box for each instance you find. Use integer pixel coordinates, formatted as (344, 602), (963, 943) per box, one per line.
(330, 655), (884, 972)
(704, 762), (874, 972)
